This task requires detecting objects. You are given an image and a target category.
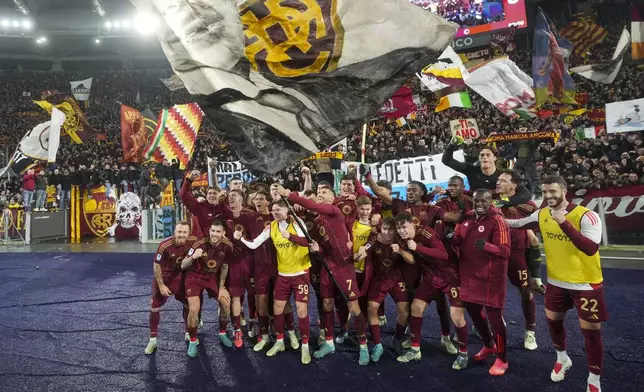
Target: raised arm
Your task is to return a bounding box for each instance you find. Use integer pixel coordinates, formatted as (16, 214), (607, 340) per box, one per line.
(239, 227), (271, 250)
(506, 210), (540, 230)
(364, 172), (393, 205)
(180, 175), (200, 212)
(288, 192), (337, 216)
(301, 167), (312, 192)
(558, 210), (602, 256)
(441, 142), (473, 175)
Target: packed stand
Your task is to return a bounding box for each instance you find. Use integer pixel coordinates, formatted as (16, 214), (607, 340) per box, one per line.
(0, 3), (642, 210)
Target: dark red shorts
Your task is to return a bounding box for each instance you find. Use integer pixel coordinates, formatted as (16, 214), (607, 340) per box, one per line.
(228, 259), (254, 297)
(254, 262), (277, 296)
(320, 262), (359, 301)
(414, 275), (464, 308)
(185, 272), (219, 299)
(151, 272), (185, 308)
(274, 273), (311, 303)
(545, 283), (608, 323)
(367, 275), (409, 304)
(508, 249), (530, 289)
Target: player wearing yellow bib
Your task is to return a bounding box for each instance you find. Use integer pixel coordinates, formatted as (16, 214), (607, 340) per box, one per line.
(236, 199), (316, 365)
(505, 176), (606, 392)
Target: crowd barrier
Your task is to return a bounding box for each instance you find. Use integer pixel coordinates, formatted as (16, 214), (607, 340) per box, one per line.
(1, 209), (67, 245)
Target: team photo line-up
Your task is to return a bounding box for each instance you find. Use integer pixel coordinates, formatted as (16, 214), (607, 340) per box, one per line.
(146, 139), (606, 392)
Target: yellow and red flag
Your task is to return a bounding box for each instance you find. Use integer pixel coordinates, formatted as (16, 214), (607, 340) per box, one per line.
(142, 103), (204, 169)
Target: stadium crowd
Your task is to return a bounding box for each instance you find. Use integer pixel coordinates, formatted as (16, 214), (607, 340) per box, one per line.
(0, 2), (642, 210)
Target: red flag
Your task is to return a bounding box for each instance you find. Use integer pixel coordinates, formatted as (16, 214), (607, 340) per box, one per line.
(377, 86), (417, 119)
(120, 104), (148, 162)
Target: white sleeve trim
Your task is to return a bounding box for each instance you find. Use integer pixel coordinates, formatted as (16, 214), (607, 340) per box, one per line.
(580, 210), (602, 245)
(241, 227), (270, 250)
(506, 209), (540, 228)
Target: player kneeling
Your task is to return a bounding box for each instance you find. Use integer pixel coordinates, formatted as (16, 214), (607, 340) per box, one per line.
(363, 217), (411, 362)
(181, 221), (234, 357)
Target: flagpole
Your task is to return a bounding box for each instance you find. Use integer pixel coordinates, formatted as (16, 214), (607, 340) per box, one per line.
(361, 123), (367, 164)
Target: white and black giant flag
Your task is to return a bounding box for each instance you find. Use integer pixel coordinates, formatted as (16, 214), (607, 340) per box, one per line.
(570, 28), (630, 84)
(70, 77), (93, 101)
(130, 0), (458, 174)
(0, 108), (65, 177)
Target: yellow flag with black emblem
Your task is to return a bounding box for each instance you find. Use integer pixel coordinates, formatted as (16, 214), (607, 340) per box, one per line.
(130, 0), (458, 174)
(33, 95), (95, 144)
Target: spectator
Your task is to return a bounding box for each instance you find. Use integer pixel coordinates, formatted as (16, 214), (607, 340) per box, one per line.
(22, 169), (36, 212)
(35, 171), (48, 211)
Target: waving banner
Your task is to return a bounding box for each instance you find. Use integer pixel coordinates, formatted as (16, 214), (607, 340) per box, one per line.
(131, 0), (458, 174)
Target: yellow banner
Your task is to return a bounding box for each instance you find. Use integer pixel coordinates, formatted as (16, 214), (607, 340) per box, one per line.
(302, 151), (344, 161)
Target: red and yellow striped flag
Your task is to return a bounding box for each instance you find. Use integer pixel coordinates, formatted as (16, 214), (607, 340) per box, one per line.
(560, 20), (608, 56)
(143, 103), (204, 169)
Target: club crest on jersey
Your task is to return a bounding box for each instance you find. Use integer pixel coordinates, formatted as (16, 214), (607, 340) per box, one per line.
(234, 224), (245, 234)
(382, 258), (392, 267)
(306, 221), (314, 231)
(342, 205), (353, 216)
(319, 226), (326, 237)
(420, 210), (428, 219)
(478, 226), (485, 232)
(207, 260), (217, 269)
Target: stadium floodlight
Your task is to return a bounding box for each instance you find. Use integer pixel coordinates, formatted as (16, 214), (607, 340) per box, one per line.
(21, 19), (31, 30)
(12, 20), (19, 28)
(1, 20), (9, 28)
(134, 12), (159, 35)
(105, 21), (112, 29)
(35, 36), (47, 44)
(122, 20), (130, 29)
(95, 38), (101, 44)
(113, 21), (121, 29)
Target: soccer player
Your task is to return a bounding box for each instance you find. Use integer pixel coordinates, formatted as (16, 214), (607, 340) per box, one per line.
(393, 213), (460, 364)
(446, 189), (511, 376)
(249, 190), (277, 350)
(180, 170), (228, 237)
(505, 175), (606, 392)
(364, 166), (459, 352)
(435, 176), (473, 215)
(181, 220), (233, 356)
(144, 221), (197, 355)
(364, 217), (410, 361)
(495, 171), (539, 350)
(442, 142), (540, 337)
(336, 196), (375, 343)
(236, 199), (312, 364)
(280, 185), (371, 365)
(225, 189), (258, 348)
(441, 139), (531, 204)
(295, 189), (328, 345)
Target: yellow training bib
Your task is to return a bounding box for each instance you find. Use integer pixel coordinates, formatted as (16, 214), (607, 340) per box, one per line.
(539, 206), (602, 285)
(352, 220), (372, 272)
(270, 220), (311, 275)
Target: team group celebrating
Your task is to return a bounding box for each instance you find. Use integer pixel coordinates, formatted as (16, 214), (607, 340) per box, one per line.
(144, 139), (607, 392)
